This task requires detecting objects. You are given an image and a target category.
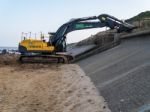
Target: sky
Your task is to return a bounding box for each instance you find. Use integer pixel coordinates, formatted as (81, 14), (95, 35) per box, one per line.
(0, 0), (150, 47)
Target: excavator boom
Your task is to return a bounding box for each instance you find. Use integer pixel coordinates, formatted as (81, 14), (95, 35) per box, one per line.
(50, 14), (135, 51)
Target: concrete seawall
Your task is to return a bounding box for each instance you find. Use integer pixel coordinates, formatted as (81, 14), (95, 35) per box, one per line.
(78, 33), (150, 112)
(72, 29), (150, 62)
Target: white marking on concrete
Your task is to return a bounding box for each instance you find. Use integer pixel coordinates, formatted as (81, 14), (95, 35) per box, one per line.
(88, 49), (142, 76)
(97, 62), (150, 88)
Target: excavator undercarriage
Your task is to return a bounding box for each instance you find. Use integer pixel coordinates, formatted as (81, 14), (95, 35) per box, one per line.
(19, 53), (74, 64)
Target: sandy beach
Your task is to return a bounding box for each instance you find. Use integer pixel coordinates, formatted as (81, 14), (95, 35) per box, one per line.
(0, 54), (110, 112)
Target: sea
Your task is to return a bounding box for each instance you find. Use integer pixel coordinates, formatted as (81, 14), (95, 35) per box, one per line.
(0, 47), (18, 53)
(0, 47), (18, 50)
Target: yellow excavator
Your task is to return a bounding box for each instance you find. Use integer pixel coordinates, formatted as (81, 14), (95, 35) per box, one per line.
(18, 14), (135, 63)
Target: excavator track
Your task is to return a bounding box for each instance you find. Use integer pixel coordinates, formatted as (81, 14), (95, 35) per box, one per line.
(19, 54), (74, 64)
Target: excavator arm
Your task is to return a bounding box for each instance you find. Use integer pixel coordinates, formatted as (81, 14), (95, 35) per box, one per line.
(50, 14), (135, 52)
(98, 14), (135, 32)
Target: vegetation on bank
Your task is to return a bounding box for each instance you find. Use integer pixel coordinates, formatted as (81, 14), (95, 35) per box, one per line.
(126, 11), (150, 28)
(126, 11), (150, 22)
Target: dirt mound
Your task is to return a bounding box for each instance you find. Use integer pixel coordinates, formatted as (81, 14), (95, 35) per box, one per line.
(0, 55), (110, 112)
(76, 31), (115, 46)
(0, 54), (19, 66)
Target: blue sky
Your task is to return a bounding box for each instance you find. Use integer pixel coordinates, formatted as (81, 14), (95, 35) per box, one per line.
(0, 0), (150, 47)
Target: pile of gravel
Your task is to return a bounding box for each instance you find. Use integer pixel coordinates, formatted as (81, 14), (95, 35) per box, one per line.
(76, 31), (115, 46)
